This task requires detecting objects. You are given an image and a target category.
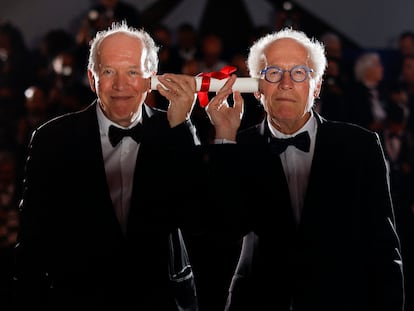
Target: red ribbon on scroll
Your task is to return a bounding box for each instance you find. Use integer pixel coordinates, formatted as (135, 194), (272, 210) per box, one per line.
(196, 65), (237, 107)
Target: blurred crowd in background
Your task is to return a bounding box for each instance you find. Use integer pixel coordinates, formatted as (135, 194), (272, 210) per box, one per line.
(1, 0), (414, 308)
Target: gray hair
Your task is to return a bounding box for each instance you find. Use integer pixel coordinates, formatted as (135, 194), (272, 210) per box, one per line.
(87, 21), (159, 78)
(353, 52), (380, 82)
(247, 27), (327, 84)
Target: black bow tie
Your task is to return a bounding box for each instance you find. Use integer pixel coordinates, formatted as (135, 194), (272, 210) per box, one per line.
(108, 124), (142, 147)
(269, 131), (311, 155)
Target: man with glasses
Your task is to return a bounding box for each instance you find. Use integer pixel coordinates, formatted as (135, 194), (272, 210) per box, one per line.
(200, 28), (404, 311)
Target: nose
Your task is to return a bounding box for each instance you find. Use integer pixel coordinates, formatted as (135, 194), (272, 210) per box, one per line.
(112, 73), (126, 91)
(279, 71), (294, 89)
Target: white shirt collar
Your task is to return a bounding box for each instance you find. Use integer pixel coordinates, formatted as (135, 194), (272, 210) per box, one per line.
(267, 110), (317, 139)
(96, 102), (142, 139)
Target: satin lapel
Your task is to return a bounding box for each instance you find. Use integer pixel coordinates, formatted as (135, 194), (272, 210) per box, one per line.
(80, 103), (120, 223)
(301, 115), (330, 226)
(245, 121), (295, 231)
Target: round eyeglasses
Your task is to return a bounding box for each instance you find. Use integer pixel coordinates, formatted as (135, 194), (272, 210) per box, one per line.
(260, 65), (314, 83)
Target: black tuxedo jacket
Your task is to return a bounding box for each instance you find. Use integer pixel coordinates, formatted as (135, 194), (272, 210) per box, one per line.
(200, 112), (404, 311)
(14, 101), (199, 310)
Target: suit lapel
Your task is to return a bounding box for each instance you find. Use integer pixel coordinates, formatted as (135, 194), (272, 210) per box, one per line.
(300, 114), (331, 226)
(80, 103), (124, 235)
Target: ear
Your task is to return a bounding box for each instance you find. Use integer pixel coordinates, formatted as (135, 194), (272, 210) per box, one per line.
(313, 80), (322, 99)
(87, 70), (96, 93)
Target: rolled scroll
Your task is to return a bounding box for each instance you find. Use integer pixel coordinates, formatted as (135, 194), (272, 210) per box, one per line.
(150, 76), (259, 93)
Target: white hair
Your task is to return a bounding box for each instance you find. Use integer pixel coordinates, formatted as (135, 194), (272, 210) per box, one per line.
(87, 20), (159, 78)
(247, 27), (327, 84)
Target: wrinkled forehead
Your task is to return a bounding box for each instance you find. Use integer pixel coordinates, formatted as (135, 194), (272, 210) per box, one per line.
(97, 33), (144, 65)
(100, 32), (143, 53)
(263, 38), (311, 67)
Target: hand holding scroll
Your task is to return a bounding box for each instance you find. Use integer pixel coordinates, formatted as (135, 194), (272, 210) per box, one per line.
(150, 65), (259, 107)
(204, 75), (244, 141)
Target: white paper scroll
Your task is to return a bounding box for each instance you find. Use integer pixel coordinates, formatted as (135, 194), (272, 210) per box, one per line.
(150, 76), (259, 93)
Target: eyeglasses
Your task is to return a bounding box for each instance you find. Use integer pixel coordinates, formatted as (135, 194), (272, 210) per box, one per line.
(260, 65), (314, 83)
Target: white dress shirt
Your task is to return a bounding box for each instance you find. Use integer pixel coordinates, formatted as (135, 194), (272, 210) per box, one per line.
(97, 104), (142, 234)
(268, 111), (317, 224)
(369, 87), (387, 123)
